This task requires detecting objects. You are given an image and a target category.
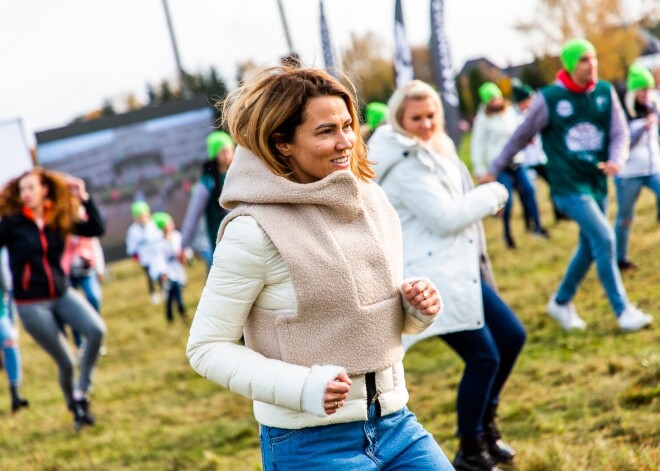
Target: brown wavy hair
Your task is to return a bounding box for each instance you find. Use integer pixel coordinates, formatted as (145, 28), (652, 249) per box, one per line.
(221, 65), (374, 182)
(0, 168), (81, 235)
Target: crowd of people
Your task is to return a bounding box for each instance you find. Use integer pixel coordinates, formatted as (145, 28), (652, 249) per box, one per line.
(0, 36), (656, 470)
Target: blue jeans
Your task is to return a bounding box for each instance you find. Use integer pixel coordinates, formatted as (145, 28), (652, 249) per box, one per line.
(498, 167), (543, 236)
(439, 281), (526, 437)
(553, 194), (628, 315)
(259, 406), (453, 470)
(0, 315), (22, 385)
(615, 173), (660, 261)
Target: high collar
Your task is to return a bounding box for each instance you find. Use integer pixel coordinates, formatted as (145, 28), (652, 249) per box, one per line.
(220, 146), (366, 217)
(556, 69), (596, 93)
(21, 200), (52, 224)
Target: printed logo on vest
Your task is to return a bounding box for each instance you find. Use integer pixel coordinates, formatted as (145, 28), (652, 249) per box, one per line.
(595, 95), (609, 111)
(556, 100), (573, 117)
(565, 123), (604, 153)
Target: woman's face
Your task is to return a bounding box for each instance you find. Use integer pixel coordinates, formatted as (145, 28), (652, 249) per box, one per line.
(277, 96), (355, 184)
(19, 173), (48, 210)
(400, 97), (437, 141)
(635, 89), (650, 105)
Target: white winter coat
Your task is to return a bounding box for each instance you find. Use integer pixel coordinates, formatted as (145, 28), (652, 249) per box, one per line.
(369, 126), (509, 343)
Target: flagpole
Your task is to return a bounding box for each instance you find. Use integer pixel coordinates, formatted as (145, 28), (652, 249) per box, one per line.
(161, 0), (188, 97)
(276, 0), (296, 55)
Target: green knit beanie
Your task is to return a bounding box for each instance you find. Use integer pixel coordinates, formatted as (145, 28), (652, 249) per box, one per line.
(478, 82), (503, 105)
(365, 102), (389, 131)
(560, 38), (596, 73)
(151, 211), (173, 231)
(627, 63), (655, 92)
(206, 131), (234, 161)
(131, 201), (150, 218)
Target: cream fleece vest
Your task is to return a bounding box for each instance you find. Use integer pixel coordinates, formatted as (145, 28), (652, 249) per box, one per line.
(219, 147), (405, 375)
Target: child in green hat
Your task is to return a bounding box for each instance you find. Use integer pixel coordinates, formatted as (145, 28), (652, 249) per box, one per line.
(614, 63), (660, 270)
(125, 200), (163, 304)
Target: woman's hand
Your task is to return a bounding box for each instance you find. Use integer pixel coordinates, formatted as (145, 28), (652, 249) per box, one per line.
(323, 371), (352, 415)
(402, 279), (441, 316)
(64, 175), (89, 201)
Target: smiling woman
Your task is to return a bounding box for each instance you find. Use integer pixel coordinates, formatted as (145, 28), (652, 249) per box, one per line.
(187, 66), (453, 471)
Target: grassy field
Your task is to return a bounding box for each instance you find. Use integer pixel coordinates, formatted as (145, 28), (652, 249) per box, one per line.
(0, 177), (658, 470)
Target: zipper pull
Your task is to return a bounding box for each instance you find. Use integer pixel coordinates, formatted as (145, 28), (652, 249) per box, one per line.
(370, 389), (382, 405)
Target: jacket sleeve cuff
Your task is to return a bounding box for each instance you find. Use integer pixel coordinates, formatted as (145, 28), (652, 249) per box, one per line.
(300, 364), (346, 417)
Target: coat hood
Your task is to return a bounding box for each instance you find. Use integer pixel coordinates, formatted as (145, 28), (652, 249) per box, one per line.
(220, 146), (366, 217)
(368, 125), (421, 184)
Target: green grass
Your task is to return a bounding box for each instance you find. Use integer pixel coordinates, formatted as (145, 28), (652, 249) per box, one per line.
(0, 177), (658, 470)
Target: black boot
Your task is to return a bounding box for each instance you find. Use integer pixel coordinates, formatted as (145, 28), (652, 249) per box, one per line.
(10, 385), (29, 413)
(483, 405), (516, 464)
(69, 397), (96, 430)
(453, 435), (500, 471)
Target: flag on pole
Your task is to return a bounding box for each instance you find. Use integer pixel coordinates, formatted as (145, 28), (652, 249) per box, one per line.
(430, 0), (461, 145)
(394, 0), (414, 87)
(319, 0), (336, 76)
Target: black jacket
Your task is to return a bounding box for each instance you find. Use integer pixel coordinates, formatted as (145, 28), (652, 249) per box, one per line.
(0, 198), (105, 302)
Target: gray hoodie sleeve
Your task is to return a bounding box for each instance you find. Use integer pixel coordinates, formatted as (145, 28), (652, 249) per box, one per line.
(607, 87), (630, 166)
(180, 183), (211, 249)
(488, 94), (548, 176)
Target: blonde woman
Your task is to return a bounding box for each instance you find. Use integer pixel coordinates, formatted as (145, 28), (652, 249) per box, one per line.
(369, 80), (526, 471)
(186, 67), (453, 470)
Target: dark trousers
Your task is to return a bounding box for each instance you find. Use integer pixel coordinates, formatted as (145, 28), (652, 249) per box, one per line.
(439, 281), (526, 437)
(165, 281), (186, 322)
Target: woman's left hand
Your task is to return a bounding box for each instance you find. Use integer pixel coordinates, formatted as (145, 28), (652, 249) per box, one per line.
(402, 279), (441, 316)
(65, 175), (89, 201)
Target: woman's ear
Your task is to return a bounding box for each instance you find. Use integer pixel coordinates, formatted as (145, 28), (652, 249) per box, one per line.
(273, 135), (291, 157)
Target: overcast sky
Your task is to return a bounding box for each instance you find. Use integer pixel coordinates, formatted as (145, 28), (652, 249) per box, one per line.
(0, 0), (644, 144)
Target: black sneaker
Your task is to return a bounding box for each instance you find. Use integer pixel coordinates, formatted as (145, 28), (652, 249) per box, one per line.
(530, 227), (550, 239)
(70, 398), (96, 430)
(617, 260), (638, 271)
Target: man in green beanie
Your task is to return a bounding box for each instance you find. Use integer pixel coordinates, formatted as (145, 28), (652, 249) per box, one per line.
(481, 38), (653, 332)
(179, 131), (235, 269)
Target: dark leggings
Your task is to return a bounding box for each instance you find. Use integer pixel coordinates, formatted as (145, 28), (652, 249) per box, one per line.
(165, 281), (186, 321)
(439, 281), (526, 437)
(17, 288), (106, 403)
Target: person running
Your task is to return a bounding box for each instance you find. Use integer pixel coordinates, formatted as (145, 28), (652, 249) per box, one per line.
(615, 64), (660, 271)
(187, 65), (453, 470)
(370, 79), (526, 471)
(0, 248), (29, 413)
(482, 38), (653, 332)
(472, 81), (548, 248)
(125, 201), (162, 304)
(0, 168), (106, 429)
(179, 131), (234, 269)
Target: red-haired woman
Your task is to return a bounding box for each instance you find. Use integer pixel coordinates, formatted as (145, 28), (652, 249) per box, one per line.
(0, 168), (106, 430)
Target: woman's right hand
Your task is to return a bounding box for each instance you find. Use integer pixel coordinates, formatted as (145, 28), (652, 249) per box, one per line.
(323, 372), (352, 415)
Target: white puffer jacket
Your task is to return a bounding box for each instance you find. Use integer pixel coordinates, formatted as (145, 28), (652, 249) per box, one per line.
(188, 215), (439, 428)
(369, 126), (509, 343)
(186, 143), (445, 430)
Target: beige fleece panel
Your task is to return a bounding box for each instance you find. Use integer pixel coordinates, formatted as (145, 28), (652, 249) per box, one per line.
(218, 147), (406, 375)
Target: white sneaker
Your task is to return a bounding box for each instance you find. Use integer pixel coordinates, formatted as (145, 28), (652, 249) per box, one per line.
(617, 306), (653, 332)
(547, 295), (587, 331)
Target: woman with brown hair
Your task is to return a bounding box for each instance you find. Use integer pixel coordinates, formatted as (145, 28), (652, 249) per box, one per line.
(187, 66), (453, 470)
(0, 168), (106, 430)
